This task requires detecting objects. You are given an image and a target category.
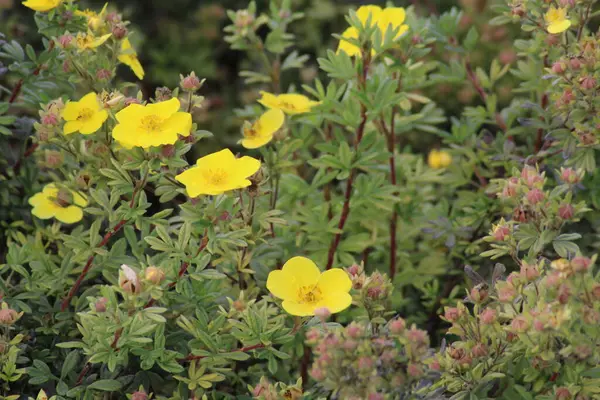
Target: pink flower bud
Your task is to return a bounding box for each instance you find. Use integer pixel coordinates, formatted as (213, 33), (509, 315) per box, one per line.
(555, 387), (571, 400)
(580, 76), (597, 90)
(0, 308), (18, 325)
(389, 318), (406, 334)
(305, 328), (321, 343)
(314, 307), (331, 321)
(181, 73), (202, 91)
(407, 363), (423, 378)
(533, 319), (545, 332)
(470, 286), (488, 303)
(480, 308), (497, 325)
(405, 327), (429, 347)
(562, 89), (575, 104)
(96, 68), (111, 80)
(572, 256), (591, 272)
(592, 284), (600, 300)
(343, 340), (358, 350)
(430, 359), (441, 371)
(131, 391), (148, 400)
(520, 264), (539, 282)
(310, 367), (325, 381)
(558, 204), (574, 220)
(570, 57), (582, 70)
(41, 114), (58, 126)
(94, 297), (108, 313)
(493, 225), (510, 241)
(62, 60), (71, 73)
(347, 264), (360, 276)
(559, 0), (576, 6)
(112, 24), (128, 40)
(499, 49), (517, 65)
(471, 343), (487, 357)
(346, 323), (362, 339)
(358, 356), (374, 370)
(552, 62), (565, 75)
(498, 285), (516, 302)
(58, 34), (73, 48)
(558, 284), (571, 304)
(526, 188), (545, 205)
(368, 394), (384, 400)
(545, 271), (563, 288)
(511, 316), (529, 333)
(561, 168), (581, 184)
(444, 307), (462, 322)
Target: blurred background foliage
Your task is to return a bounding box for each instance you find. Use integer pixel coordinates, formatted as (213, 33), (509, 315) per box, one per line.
(1, 0), (515, 155)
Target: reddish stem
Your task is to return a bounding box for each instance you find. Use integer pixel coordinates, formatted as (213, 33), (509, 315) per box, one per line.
(388, 109), (398, 279)
(8, 41), (53, 104)
(75, 363), (91, 386)
(534, 93), (549, 153)
(111, 327), (123, 349)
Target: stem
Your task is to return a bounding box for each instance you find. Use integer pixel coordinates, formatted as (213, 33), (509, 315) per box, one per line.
(325, 50), (371, 270)
(465, 61), (509, 135)
(577, 2), (593, 41)
(388, 107), (398, 279)
(75, 363), (91, 386)
(534, 93), (549, 153)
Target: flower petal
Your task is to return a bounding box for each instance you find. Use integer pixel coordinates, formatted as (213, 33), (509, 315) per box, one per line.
(233, 156), (261, 181)
(31, 202), (58, 219)
(115, 103), (146, 124)
(164, 111), (192, 136)
(337, 27), (361, 57)
(266, 270), (298, 301)
(257, 91), (279, 110)
(256, 108), (285, 136)
(356, 5), (383, 26)
(548, 20), (571, 34)
(317, 268), (352, 295)
(146, 98), (181, 118)
(54, 206), (84, 224)
(281, 257), (320, 288)
(241, 135), (273, 149)
(63, 121), (83, 135)
(194, 148), (236, 169)
(281, 300), (317, 316)
(79, 110), (108, 134)
(317, 292), (353, 314)
(79, 92), (100, 110)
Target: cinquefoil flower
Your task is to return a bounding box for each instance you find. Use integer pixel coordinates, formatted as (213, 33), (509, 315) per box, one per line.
(427, 149), (452, 169)
(267, 257), (352, 317)
(76, 32), (112, 51)
(118, 38), (145, 80)
(241, 109), (285, 149)
(112, 97), (192, 149)
(175, 149), (261, 197)
(545, 7), (571, 34)
(29, 184), (88, 224)
(75, 3), (108, 32)
(258, 91), (320, 115)
(62, 92), (108, 135)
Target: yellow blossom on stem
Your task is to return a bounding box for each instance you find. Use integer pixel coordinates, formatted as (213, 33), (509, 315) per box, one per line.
(427, 149), (452, 169)
(258, 91), (320, 115)
(112, 97), (192, 149)
(118, 38), (145, 80)
(266, 257), (352, 317)
(337, 5), (408, 57)
(76, 32), (112, 51)
(75, 3), (108, 32)
(241, 109), (285, 149)
(545, 7), (571, 34)
(175, 149), (261, 197)
(29, 184), (88, 224)
(22, 0), (61, 12)
(62, 92), (108, 135)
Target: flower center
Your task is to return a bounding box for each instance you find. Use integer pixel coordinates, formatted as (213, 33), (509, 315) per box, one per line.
(52, 189), (73, 208)
(204, 169), (229, 186)
(244, 126), (258, 138)
(77, 108), (94, 121)
(279, 101), (298, 111)
(297, 285), (322, 304)
(140, 115), (163, 132)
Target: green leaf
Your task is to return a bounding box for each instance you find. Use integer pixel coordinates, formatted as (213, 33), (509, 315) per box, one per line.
(88, 379), (122, 391)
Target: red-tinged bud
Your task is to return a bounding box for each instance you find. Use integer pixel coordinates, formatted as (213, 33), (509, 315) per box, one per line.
(343, 340), (358, 350)
(580, 75), (597, 90)
(561, 167), (581, 184)
(58, 34), (73, 48)
(521, 166), (542, 187)
(0, 308), (18, 325)
(96, 68), (111, 80)
(145, 266), (165, 284)
(559, 204), (574, 220)
(498, 284), (517, 302)
(305, 328), (321, 343)
(533, 319), (545, 332)
(558, 284), (571, 304)
(131, 391), (148, 400)
(95, 297), (108, 313)
(583, 307), (600, 324)
(405, 327), (429, 347)
(527, 188), (545, 205)
(112, 24), (128, 40)
(575, 345), (592, 360)
(511, 316), (529, 333)
(571, 256), (591, 272)
(314, 307), (331, 321)
(459, 354), (473, 367)
(444, 307), (462, 322)
(180, 72), (202, 92)
(552, 61), (566, 74)
(506, 332), (517, 342)
(411, 35), (422, 45)
(520, 263), (540, 282)
(493, 225), (510, 241)
(449, 347), (465, 360)
(346, 323), (362, 339)
(592, 284), (600, 300)
(389, 318), (406, 334)
(430, 359), (441, 371)
(407, 363), (424, 378)
(562, 89), (575, 104)
(41, 114), (58, 126)
(358, 356), (374, 370)
(62, 60), (71, 73)
(347, 264), (360, 276)
(368, 394), (384, 400)
(546, 34), (560, 46)
(471, 343), (488, 357)
(570, 57), (582, 70)
(499, 49), (517, 65)
(511, 5), (525, 17)
(470, 286), (488, 303)
(555, 387), (571, 400)
(559, 0), (575, 6)
(480, 308), (497, 325)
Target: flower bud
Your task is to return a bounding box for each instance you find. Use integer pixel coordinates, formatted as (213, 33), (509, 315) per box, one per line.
(58, 34), (73, 48)
(310, 367), (325, 381)
(44, 150), (63, 168)
(62, 60), (71, 73)
(559, 0), (575, 6)
(358, 356), (374, 370)
(449, 346), (465, 360)
(480, 308), (497, 324)
(497, 284), (517, 302)
(591, 284), (600, 300)
(0, 308), (19, 325)
(521, 166), (542, 187)
(558, 284), (570, 304)
(444, 307), (463, 322)
(124, 97), (141, 106)
(346, 323), (362, 339)
(131, 391), (148, 400)
(470, 286), (488, 303)
(145, 266), (165, 284)
(95, 297), (108, 313)
(580, 75), (597, 90)
(555, 387), (571, 400)
(583, 307), (600, 324)
(526, 188), (544, 205)
(511, 316), (529, 333)
(389, 318), (406, 334)
(314, 307), (331, 321)
(492, 224), (510, 241)
(112, 24), (128, 40)
(552, 62), (565, 75)
(569, 57), (582, 70)
(558, 204), (574, 220)
(154, 87), (172, 102)
(407, 363), (423, 378)
(405, 327), (429, 348)
(520, 263), (539, 282)
(119, 264), (142, 294)
(234, 9), (255, 30)
(96, 68), (112, 80)
(180, 72), (202, 92)
(571, 256), (591, 272)
(561, 89), (574, 104)
(471, 343), (487, 357)
(347, 264), (361, 276)
(232, 299), (245, 312)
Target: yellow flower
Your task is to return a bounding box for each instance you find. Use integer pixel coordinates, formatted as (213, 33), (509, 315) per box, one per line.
(257, 91), (320, 115)
(175, 149), (261, 197)
(112, 97), (192, 149)
(76, 32), (112, 51)
(545, 7), (571, 34)
(427, 149), (452, 169)
(337, 5), (408, 57)
(75, 3), (108, 32)
(241, 109), (285, 149)
(118, 38), (145, 80)
(22, 0), (61, 12)
(29, 184), (88, 224)
(266, 257), (352, 317)
(62, 92), (108, 135)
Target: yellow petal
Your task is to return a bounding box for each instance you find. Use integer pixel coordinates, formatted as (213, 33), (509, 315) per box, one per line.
(115, 103), (146, 124)
(257, 91), (279, 110)
(337, 27), (361, 57)
(233, 156), (261, 181)
(356, 5), (383, 26)
(281, 257), (320, 288)
(72, 190), (88, 207)
(31, 202), (58, 219)
(63, 121), (83, 135)
(146, 98), (181, 118)
(266, 270), (299, 301)
(54, 206), (83, 224)
(379, 7), (406, 32)
(79, 92), (100, 110)
(195, 149), (236, 169)
(79, 110), (108, 134)
(256, 108), (284, 136)
(164, 111), (192, 136)
(281, 300), (317, 316)
(317, 292), (352, 314)
(28, 192), (48, 207)
(548, 19), (571, 34)
(112, 124), (137, 148)
(62, 102), (81, 121)
(241, 135), (273, 149)
(317, 268), (352, 294)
